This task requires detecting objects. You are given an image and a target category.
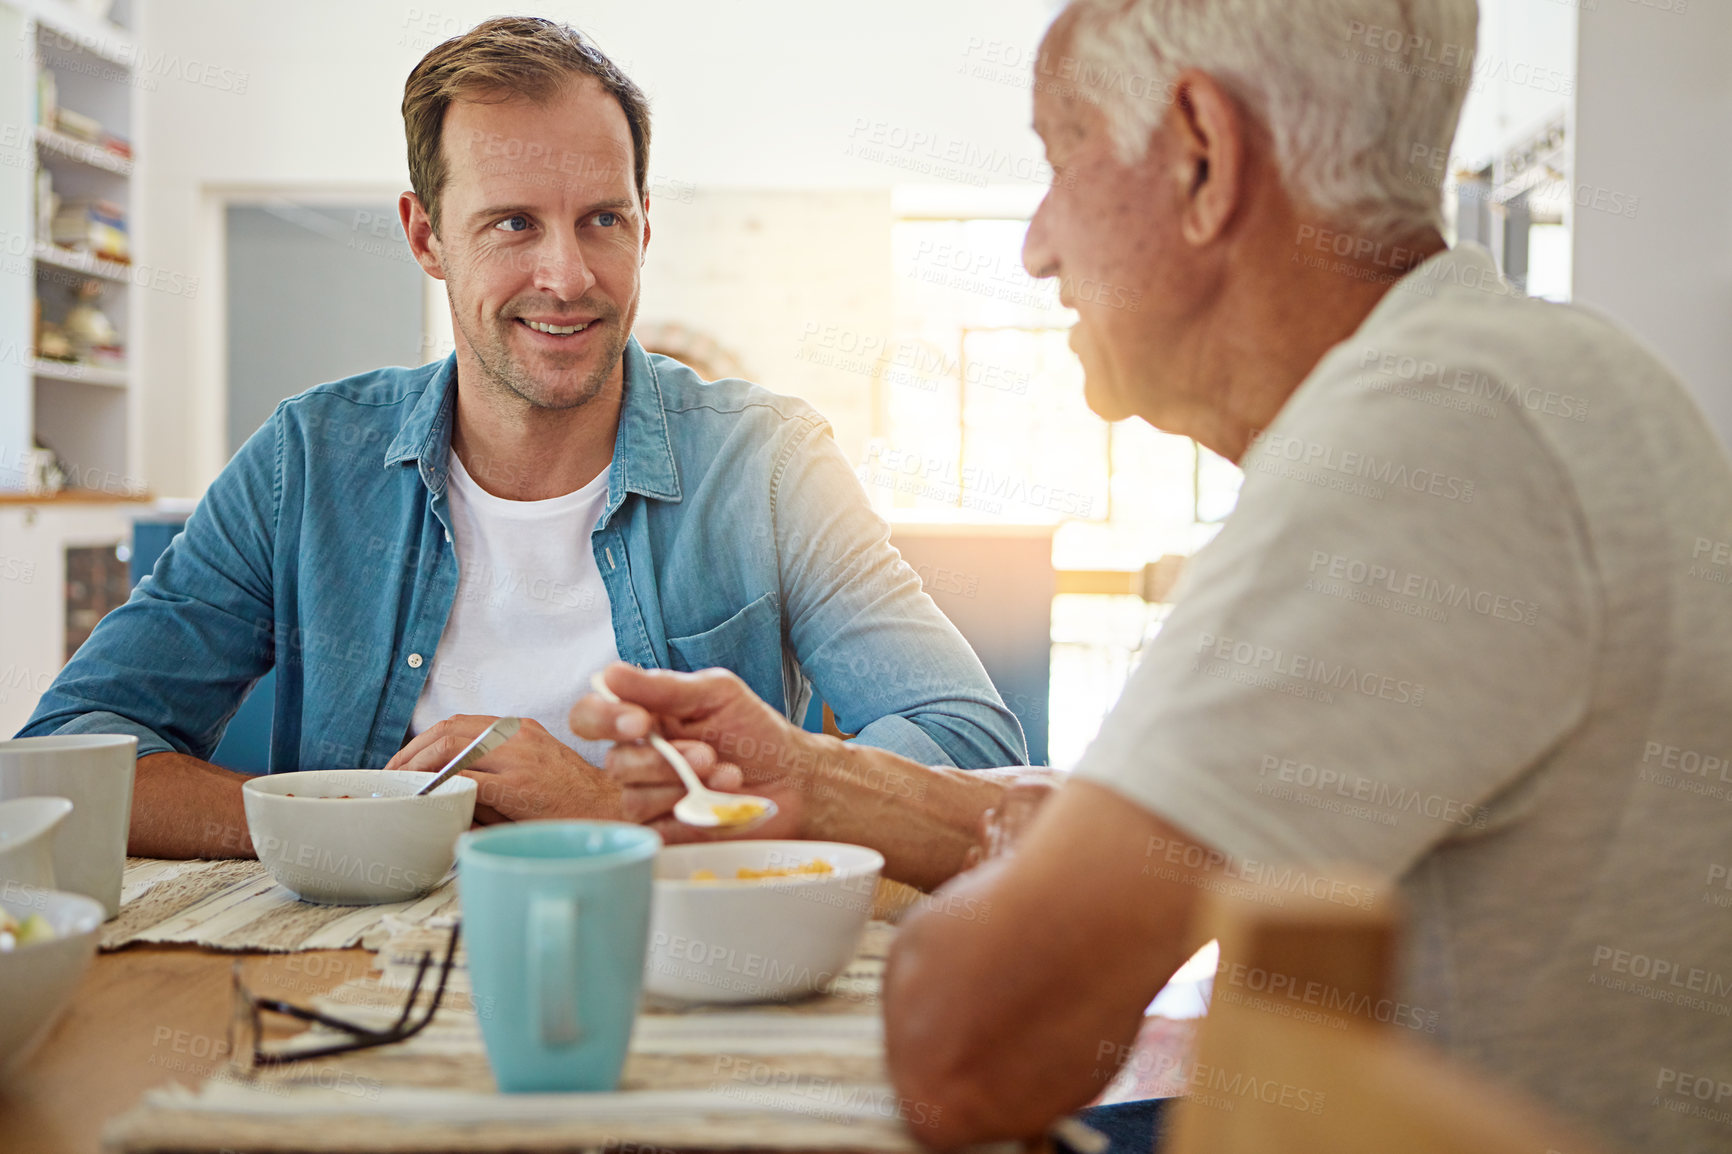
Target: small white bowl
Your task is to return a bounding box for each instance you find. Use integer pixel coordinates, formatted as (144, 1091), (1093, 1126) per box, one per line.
(646, 840), (884, 1004)
(243, 770), (477, 905)
(0, 883), (103, 1077)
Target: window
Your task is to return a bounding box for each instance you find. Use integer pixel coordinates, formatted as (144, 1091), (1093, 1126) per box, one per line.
(876, 212), (1243, 767)
(876, 216), (1241, 554)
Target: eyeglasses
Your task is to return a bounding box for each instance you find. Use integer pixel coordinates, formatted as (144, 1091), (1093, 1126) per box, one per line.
(227, 920), (461, 1070)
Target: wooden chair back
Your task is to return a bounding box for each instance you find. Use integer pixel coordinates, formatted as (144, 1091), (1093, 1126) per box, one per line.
(1161, 872), (1620, 1154)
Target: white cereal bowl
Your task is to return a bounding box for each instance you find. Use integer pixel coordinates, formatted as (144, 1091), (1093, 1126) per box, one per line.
(242, 770), (477, 905)
(0, 884), (103, 1077)
(646, 840), (884, 1004)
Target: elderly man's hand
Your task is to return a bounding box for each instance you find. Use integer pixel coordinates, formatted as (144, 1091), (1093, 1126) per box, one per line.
(384, 715), (623, 824)
(960, 771), (1062, 868)
(570, 663), (816, 842)
(602, 736), (806, 844)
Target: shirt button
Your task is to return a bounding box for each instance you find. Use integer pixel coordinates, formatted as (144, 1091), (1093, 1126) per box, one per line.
(407, 653), (424, 668)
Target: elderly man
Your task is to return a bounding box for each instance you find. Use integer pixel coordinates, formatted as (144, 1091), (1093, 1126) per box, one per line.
(19, 16), (1024, 858)
(576, 1), (1732, 1151)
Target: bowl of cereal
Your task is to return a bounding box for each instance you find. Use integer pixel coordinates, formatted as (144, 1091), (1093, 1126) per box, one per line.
(644, 840), (884, 1004)
(243, 770), (477, 905)
(0, 883), (103, 1077)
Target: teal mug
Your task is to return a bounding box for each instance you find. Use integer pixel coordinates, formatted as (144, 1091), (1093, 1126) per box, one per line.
(456, 821), (660, 1092)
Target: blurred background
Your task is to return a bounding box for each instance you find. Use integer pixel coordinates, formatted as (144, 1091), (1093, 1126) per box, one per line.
(1, 0), (1726, 767)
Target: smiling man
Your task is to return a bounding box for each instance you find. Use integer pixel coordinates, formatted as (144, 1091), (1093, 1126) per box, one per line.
(18, 16), (1024, 856)
(568, 2), (1732, 1151)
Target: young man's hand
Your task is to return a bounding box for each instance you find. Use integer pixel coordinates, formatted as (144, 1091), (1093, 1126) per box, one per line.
(384, 715), (623, 823)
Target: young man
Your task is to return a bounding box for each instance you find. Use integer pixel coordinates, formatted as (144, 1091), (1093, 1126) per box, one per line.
(19, 17), (1024, 858)
(577, 3), (1732, 1151)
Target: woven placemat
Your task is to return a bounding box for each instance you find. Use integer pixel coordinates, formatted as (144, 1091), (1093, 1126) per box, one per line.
(106, 1084), (944, 1154)
(103, 858), (459, 953)
(105, 916), (925, 1154)
(105, 863), (925, 955)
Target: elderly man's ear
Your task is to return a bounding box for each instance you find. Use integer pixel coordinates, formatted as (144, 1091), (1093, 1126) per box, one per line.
(1167, 69), (1247, 246)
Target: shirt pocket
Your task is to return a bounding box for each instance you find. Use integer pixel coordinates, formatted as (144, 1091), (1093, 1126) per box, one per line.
(664, 591), (787, 715)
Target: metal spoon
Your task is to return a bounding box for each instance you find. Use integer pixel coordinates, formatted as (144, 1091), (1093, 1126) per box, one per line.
(414, 716), (522, 796)
(588, 672), (777, 831)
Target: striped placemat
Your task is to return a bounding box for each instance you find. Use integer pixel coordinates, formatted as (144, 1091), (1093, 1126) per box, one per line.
(107, 1083), (955, 1153)
(102, 857), (459, 952)
(104, 860), (927, 955)
(103, 916), (944, 1153)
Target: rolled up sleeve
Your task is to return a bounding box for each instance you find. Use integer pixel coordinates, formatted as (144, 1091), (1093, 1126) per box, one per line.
(772, 420), (1028, 769)
(17, 416), (280, 761)
(41, 711), (177, 760)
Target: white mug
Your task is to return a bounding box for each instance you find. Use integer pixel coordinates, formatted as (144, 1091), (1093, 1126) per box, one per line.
(0, 796), (73, 891)
(0, 735), (136, 918)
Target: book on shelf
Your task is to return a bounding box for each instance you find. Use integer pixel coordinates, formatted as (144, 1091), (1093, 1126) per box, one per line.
(54, 107), (103, 144)
(49, 199), (129, 264)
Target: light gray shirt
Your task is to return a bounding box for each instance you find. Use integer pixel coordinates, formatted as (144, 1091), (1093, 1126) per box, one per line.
(1076, 246), (1732, 1152)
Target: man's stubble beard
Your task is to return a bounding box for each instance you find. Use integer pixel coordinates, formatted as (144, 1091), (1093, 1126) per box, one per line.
(458, 304), (633, 413)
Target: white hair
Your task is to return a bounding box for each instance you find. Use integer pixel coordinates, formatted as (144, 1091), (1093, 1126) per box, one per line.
(1062, 0), (1479, 239)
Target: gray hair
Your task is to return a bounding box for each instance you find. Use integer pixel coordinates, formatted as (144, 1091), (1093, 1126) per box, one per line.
(1061, 0), (1479, 240)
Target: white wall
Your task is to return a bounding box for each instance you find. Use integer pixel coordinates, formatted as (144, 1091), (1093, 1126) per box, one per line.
(135, 0), (1060, 496)
(637, 190), (894, 463)
(143, 1), (1730, 487)
(1572, 0), (1732, 443)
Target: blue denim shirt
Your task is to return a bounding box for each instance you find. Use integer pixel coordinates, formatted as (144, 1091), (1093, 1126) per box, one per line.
(22, 340), (1026, 771)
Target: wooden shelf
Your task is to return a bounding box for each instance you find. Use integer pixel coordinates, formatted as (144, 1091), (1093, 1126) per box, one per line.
(1055, 569), (1143, 597)
(1054, 556), (1186, 603)
(34, 240), (130, 283)
(27, 0), (138, 67)
(0, 489), (152, 506)
(34, 125), (132, 176)
(31, 358), (128, 388)
(0, 0), (145, 560)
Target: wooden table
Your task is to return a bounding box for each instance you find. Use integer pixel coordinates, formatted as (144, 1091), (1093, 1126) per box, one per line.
(1, 943), (372, 1154)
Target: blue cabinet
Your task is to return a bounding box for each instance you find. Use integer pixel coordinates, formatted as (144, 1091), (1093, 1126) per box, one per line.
(801, 523), (1053, 767)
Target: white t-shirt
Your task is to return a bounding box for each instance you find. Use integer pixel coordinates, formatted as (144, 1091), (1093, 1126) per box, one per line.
(411, 452), (619, 768)
(1075, 246), (1732, 1153)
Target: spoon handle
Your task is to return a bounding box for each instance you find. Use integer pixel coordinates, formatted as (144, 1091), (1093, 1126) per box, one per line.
(587, 673), (707, 796)
(415, 716), (522, 796)
(645, 732), (707, 796)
